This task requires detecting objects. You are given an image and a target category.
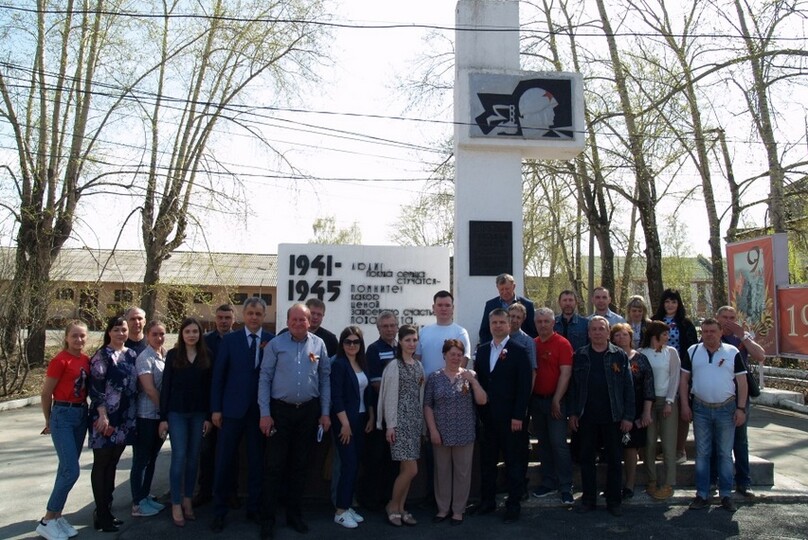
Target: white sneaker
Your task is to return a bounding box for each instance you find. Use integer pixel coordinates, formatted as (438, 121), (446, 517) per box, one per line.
(56, 517), (78, 538)
(36, 519), (68, 540)
(347, 508), (364, 523)
(131, 498), (160, 517)
(334, 512), (359, 529)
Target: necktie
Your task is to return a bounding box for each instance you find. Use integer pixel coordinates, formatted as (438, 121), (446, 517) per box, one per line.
(250, 333), (258, 368)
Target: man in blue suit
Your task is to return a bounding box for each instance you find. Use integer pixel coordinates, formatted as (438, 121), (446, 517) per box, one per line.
(479, 273), (537, 344)
(470, 308), (533, 524)
(210, 298), (274, 533)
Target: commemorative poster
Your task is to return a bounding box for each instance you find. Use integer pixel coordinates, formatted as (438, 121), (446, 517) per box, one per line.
(725, 234), (789, 355)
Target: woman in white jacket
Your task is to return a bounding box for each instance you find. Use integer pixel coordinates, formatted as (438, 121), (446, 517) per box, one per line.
(639, 320), (681, 501)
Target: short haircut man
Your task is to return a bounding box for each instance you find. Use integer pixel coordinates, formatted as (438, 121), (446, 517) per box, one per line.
(416, 290), (471, 375)
(472, 308), (532, 522)
(479, 274), (537, 344)
(591, 287), (625, 326)
(362, 310), (399, 508)
(712, 306), (765, 499)
(507, 303), (537, 371)
(567, 315), (634, 516)
(680, 318), (748, 513)
(305, 298), (338, 356)
(210, 297), (274, 531)
(530, 306), (574, 504)
(554, 290), (589, 351)
(197, 303), (238, 505)
(124, 306), (147, 355)
(258, 303), (331, 535)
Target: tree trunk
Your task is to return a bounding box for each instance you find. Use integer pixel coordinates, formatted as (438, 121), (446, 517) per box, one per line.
(595, 0), (665, 308)
(733, 0), (786, 233)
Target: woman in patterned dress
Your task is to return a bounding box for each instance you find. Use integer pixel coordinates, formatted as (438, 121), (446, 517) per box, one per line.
(610, 323), (654, 500)
(376, 324), (424, 527)
(89, 316), (139, 533)
(424, 339), (487, 525)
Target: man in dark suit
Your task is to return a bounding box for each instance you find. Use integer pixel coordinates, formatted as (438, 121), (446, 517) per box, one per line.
(195, 304), (236, 508)
(471, 308), (533, 523)
(210, 298), (274, 533)
(479, 273), (537, 344)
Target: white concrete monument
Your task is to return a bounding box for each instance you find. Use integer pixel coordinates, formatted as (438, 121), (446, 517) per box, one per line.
(453, 0), (584, 348)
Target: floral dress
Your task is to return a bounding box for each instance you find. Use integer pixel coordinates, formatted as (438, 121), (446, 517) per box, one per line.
(89, 346), (139, 448)
(623, 352), (655, 449)
(391, 360), (424, 461)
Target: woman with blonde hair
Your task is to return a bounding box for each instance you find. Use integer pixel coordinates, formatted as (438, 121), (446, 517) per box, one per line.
(625, 296), (650, 349)
(37, 320), (90, 540)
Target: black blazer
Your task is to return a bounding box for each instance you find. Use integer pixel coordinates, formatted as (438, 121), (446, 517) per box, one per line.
(211, 329), (274, 418)
(475, 339), (532, 423)
(479, 296), (537, 343)
(330, 355), (373, 426)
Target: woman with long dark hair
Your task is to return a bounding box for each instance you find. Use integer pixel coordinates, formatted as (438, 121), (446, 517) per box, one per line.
(160, 317), (212, 527)
(37, 320), (90, 540)
(377, 324), (424, 527)
(89, 316), (139, 533)
(330, 326), (375, 529)
(652, 289), (697, 463)
(129, 320), (168, 518)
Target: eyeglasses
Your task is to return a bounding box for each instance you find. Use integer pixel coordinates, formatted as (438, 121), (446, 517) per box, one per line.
(344, 339), (361, 346)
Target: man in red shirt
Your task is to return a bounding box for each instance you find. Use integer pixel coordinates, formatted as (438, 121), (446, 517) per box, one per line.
(529, 307), (574, 506)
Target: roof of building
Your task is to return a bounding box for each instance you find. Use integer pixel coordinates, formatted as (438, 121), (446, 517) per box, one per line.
(0, 247), (278, 287)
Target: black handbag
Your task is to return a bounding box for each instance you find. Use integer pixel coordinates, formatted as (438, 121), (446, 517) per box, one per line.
(746, 366), (761, 398)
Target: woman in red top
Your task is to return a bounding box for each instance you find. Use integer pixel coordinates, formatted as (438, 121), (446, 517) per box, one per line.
(37, 320), (90, 540)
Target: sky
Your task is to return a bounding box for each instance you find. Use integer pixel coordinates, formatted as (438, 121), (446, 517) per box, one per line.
(1, 0), (787, 261)
(72, 0), (459, 255)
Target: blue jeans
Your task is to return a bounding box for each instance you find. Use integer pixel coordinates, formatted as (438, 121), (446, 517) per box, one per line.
(167, 411), (205, 504)
(47, 404), (87, 512)
(130, 417), (165, 503)
(709, 405), (751, 489)
(529, 396), (572, 492)
(693, 398), (735, 499)
(333, 413), (367, 509)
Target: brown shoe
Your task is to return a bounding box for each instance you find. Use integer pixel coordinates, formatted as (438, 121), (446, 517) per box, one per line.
(651, 485), (673, 500)
(645, 482), (657, 497)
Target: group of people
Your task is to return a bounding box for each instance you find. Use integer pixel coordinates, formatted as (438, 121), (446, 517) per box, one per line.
(36, 275), (764, 540)
(38, 308), (215, 540)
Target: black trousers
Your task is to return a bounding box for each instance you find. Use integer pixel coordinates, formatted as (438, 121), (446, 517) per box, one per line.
(262, 399), (319, 523)
(479, 417), (528, 512)
(578, 418), (622, 508)
(357, 428), (397, 509)
(91, 445), (126, 516)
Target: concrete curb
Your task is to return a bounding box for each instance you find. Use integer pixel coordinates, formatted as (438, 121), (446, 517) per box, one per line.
(0, 395), (40, 411)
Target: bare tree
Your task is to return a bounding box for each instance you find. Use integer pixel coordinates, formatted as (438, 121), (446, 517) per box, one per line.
(138, 0), (330, 318)
(0, 0), (139, 364)
(310, 216), (362, 245)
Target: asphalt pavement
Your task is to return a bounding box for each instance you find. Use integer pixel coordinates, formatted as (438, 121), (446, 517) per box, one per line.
(1, 404), (806, 540)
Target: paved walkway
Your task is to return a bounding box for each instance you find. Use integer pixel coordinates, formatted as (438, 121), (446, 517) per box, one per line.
(1, 404), (806, 539)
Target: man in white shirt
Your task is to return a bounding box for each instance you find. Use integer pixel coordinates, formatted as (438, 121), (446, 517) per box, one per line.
(415, 290), (472, 375)
(680, 318), (748, 513)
